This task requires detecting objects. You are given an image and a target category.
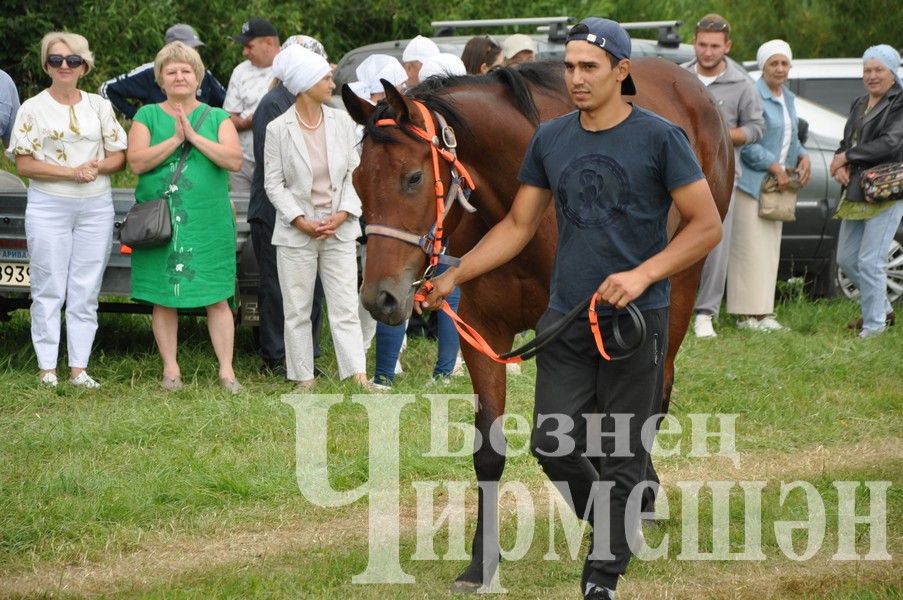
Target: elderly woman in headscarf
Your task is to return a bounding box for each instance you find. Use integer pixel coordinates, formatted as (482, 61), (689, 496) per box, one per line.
(830, 44), (903, 337)
(263, 45), (372, 389)
(249, 34), (330, 377)
(728, 40), (810, 332)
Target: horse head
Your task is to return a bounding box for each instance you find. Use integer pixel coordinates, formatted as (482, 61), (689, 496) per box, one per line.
(343, 80), (470, 325)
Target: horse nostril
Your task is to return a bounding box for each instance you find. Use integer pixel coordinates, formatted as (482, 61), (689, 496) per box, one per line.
(376, 290), (398, 316)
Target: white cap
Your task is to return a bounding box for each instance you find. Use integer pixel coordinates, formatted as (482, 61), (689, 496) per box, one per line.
(419, 53), (467, 80)
(353, 54), (407, 98)
(756, 39), (792, 71)
(502, 34), (536, 59)
(402, 35), (440, 63)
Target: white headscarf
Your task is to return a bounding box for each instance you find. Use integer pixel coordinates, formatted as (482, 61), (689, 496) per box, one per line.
(352, 54), (406, 99)
(419, 53), (467, 80)
(272, 45), (330, 95)
(402, 35), (440, 63)
(756, 39), (793, 71)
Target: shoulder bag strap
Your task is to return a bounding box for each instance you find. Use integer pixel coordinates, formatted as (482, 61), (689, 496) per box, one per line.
(164, 106), (213, 196)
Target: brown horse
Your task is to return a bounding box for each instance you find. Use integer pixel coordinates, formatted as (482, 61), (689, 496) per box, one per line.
(343, 59), (732, 591)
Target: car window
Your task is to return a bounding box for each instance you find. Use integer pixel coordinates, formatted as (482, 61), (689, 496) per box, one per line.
(793, 78), (865, 115)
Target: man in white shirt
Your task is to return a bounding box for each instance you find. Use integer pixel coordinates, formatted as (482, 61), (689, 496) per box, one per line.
(225, 17), (281, 194)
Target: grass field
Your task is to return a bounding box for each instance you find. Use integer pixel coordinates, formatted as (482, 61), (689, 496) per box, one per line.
(0, 294), (900, 599)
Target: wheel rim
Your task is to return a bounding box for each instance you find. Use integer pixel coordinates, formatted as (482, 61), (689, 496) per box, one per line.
(837, 239), (903, 303)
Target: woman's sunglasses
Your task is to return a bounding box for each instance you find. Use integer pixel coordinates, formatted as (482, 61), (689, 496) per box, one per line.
(46, 54), (85, 69)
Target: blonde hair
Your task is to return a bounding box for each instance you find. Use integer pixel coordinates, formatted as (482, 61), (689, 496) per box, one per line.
(40, 31), (94, 74)
(153, 41), (205, 87)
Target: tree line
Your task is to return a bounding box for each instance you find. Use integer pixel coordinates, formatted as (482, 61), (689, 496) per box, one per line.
(2, 0), (897, 100)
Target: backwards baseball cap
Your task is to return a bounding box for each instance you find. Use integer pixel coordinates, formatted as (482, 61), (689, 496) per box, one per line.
(566, 17), (636, 95)
(402, 35), (440, 63)
(502, 34), (536, 59)
(165, 24), (204, 48)
(231, 17), (278, 44)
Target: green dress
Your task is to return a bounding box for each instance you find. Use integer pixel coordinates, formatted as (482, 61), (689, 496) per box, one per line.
(130, 104), (236, 308)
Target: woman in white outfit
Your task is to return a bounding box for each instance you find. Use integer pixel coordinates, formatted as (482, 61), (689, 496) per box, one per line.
(264, 45), (371, 390)
(8, 32), (127, 387)
(728, 40), (810, 331)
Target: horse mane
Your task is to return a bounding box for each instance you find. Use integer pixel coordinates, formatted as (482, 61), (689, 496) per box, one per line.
(362, 61), (566, 145)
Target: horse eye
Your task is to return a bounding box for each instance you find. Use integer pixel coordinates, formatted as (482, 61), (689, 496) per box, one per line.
(406, 171), (424, 188)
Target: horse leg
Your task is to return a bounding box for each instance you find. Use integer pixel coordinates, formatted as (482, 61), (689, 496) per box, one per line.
(452, 333), (512, 593)
(642, 261), (705, 513)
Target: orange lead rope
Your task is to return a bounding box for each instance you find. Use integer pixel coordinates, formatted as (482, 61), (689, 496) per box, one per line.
(414, 283), (612, 364)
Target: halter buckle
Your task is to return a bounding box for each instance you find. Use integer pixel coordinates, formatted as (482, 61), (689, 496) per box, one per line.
(441, 126), (457, 149)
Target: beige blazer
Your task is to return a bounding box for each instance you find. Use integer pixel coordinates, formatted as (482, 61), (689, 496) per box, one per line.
(264, 105), (362, 247)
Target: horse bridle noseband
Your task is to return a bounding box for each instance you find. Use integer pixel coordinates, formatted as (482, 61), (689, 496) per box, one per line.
(365, 99), (477, 286)
(367, 98), (646, 362)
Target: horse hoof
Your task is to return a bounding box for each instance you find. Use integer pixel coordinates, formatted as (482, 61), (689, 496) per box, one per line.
(450, 580), (482, 595)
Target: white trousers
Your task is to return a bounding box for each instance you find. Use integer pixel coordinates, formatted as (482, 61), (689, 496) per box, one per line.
(277, 236), (366, 381)
(25, 188), (113, 369)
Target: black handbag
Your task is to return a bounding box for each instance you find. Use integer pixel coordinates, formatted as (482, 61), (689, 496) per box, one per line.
(120, 107), (211, 248)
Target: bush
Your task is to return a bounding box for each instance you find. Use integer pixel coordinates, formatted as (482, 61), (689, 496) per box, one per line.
(2, 1), (897, 102)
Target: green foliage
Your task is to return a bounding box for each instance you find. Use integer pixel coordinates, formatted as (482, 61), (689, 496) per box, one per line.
(2, 0), (898, 101)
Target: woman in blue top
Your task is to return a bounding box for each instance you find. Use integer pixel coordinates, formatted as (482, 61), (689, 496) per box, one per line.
(729, 40), (810, 331)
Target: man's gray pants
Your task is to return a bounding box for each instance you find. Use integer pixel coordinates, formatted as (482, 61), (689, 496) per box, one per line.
(694, 187), (736, 317)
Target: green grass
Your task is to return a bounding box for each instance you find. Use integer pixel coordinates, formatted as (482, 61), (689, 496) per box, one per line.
(0, 296), (901, 598)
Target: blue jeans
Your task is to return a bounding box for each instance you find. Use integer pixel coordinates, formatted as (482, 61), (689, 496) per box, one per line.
(836, 201), (903, 334)
(373, 263), (461, 383)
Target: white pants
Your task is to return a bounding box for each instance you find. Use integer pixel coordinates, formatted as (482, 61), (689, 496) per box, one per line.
(277, 236), (366, 381)
(25, 188), (113, 369)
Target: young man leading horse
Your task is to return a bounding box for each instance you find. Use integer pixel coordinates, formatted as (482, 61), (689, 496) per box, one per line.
(418, 19), (722, 599)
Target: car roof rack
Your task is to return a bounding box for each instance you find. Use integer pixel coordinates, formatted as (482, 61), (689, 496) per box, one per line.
(619, 20), (683, 48)
(431, 17), (683, 48)
(431, 16), (576, 42)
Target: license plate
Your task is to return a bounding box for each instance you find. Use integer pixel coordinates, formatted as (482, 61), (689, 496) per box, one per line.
(0, 262), (30, 287)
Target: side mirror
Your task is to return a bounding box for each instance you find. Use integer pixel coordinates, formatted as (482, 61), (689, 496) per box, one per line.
(798, 117), (809, 146)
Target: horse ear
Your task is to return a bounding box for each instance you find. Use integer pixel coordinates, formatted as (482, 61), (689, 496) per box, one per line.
(382, 78), (417, 125)
(341, 84), (375, 126)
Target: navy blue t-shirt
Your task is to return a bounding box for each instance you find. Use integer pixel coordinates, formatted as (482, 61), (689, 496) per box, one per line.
(518, 106), (704, 314)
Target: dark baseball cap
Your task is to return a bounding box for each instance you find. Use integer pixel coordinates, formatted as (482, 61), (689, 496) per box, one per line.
(165, 24), (204, 48)
(566, 17), (636, 95)
(231, 17), (278, 44)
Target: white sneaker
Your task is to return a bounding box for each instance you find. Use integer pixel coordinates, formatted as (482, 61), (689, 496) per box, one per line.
(693, 314), (717, 338)
(451, 353), (466, 377)
(736, 317), (764, 331)
(758, 316), (787, 331)
(368, 379), (392, 391)
(70, 371), (100, 388)
(40, 372), (58, 387)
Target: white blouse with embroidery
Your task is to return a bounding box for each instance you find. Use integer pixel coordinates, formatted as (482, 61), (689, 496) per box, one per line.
(7, 89), (127, 198)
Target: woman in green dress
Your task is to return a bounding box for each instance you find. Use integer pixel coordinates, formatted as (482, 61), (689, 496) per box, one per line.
(127, 42), (244, 392)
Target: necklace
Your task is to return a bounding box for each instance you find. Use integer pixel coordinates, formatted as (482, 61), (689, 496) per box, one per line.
(295, 107), (323, 129)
